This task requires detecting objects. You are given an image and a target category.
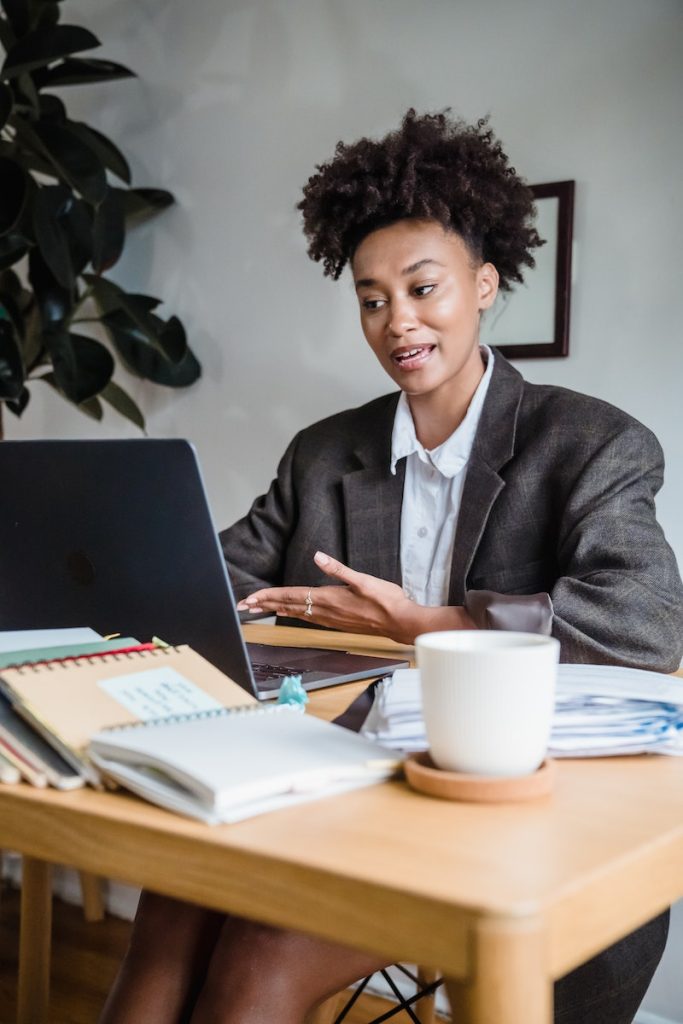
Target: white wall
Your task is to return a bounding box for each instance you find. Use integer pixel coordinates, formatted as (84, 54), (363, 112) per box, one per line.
(5, 1), (683, 1017)
(6, 0), (683, 566)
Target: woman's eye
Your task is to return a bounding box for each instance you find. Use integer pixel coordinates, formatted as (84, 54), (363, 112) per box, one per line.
(362, 298), (385, 311)
(414, 284), (436, 297)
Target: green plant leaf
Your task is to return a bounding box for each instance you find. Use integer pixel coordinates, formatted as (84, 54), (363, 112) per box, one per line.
(32, 183), (73, 288)
(0, 155), (30, 235)
(0, 266), (28, 334)
(126, 293), (162, 312)
(5, 127), (56, 178)
(0, 82), (13, 129)
(121, 187), (175, 220)
(40, 369), (104, 420)
(0, 316), (24, 398)
(21, 299), (44, 370)
(0, 267), (24, 303)
(4, 382), (29, 416)
(33, 2), (61, 32)
(0, 19), (15, 55)
(0, 0), (30, 38)
(38, 92), (67, 121)
(77, 394), (103, 420)
(64, 195), (92, 275)
(0, 231), (28, 270)
(47, 328), (114, 403)
(157, 315), (187, 363)
(68, 121), (130, 184)
(32, 186), (92, 283)
(102, 310), (200, 387)
(84, 274), (170, 351)
(91, 185), (124, 273)
(29, 120), (107, 204)
(13, 69), (40, 113)
(100, 379), (145, 429)
(1, 25), (100, 79)
(28, 247), (73, 329)
(35, 56), (135, 88)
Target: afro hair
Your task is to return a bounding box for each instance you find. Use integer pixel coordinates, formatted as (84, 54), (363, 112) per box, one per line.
(298, 109), (543, 291)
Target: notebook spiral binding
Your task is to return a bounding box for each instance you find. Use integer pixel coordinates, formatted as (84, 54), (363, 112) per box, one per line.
(104, 702), (301, 733)
(9, 644), (302, 732)
(13, 644), (184, 672)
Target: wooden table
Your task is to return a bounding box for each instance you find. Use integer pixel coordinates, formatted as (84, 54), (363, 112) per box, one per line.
(2, 624), (683, 1024)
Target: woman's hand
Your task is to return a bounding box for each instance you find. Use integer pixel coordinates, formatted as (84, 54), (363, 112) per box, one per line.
(236, 551), (473, 644)
(237, 551), (414, 642)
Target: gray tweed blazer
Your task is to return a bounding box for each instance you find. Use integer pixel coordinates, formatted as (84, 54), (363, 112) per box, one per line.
(221, 353), (683, 671)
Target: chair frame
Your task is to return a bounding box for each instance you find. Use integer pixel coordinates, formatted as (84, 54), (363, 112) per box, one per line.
(309, 966), (443, 1024)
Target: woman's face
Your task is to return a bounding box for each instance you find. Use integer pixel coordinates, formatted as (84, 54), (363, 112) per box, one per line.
(351, 219), (498, 401)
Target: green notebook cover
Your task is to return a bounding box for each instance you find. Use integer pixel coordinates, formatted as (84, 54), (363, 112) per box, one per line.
(0, 637), (140, 670)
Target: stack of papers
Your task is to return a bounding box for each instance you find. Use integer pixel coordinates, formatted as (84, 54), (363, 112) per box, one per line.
(361, 665), (683, 758)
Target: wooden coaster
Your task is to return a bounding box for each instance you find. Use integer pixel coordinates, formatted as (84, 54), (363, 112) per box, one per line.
(404, 751), (556, 803)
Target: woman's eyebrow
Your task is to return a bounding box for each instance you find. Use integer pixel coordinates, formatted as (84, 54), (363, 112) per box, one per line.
(402, 257), (443, 275)
(354, 258), (444, 290)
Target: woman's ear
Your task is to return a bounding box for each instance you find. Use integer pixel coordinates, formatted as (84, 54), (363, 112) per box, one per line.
(477, 262), (499, 311)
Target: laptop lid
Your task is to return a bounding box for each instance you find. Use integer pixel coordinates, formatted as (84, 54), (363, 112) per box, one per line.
(0, 439), (259, 694)
(0, 439), (408, 697)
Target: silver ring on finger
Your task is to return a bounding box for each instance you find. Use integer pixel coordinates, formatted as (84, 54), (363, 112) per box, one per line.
(304, 588), (314, 617)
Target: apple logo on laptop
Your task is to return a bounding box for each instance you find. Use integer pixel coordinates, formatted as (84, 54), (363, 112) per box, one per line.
(66, 550), (96, 586)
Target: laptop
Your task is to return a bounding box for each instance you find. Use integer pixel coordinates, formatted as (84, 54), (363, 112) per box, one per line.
(0, 440), (408, 698)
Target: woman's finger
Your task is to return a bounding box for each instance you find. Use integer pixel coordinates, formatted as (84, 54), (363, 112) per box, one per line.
(238, 587), (307, 610)
(314, 551), (366, 588)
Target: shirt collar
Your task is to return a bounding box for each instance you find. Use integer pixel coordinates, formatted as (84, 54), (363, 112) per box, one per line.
(390, 346), (495, 478)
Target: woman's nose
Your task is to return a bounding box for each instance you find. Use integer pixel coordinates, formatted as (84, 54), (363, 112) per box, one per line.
(387, 298), (418, 337)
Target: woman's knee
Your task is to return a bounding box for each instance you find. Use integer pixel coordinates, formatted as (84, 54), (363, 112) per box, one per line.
(201, 919), (388, 1015)
(127, 891), (224, 963)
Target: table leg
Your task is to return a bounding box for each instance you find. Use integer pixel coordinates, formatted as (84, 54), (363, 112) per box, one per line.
(444, 915), (552, 1024)
(78, 870), (105, 922)
(17, 857), (52, 1024)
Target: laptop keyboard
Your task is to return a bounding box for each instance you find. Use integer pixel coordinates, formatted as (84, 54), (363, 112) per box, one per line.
(251, 661), (303, 684)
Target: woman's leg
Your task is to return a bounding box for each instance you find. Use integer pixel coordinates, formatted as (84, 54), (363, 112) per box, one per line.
(190, 917), (390, 1024)
(554, 910), (670, 1024)
(99, 891), (225, 1024)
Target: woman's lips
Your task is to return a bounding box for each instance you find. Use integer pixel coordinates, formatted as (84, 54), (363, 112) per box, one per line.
(390, 344), (436, 371)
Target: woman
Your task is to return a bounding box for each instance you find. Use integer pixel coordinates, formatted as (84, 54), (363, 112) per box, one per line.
(224, 112), (682, 670)
(100, 110), (682, 1024)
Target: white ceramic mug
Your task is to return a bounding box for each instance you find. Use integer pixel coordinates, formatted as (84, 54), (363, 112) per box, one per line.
(415, 630), (560, 776)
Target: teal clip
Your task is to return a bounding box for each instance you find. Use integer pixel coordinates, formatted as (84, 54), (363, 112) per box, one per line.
(277, 674), (309, 707)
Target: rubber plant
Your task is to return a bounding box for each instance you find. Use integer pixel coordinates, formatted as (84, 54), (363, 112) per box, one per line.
(0, 0), (200, 439)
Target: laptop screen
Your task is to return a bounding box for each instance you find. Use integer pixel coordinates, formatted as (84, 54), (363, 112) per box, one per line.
(0, 439), (257, 694)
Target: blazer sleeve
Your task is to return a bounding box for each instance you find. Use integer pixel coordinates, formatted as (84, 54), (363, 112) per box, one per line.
(219, 433), (300, 601)
(551, 421), (683, 671)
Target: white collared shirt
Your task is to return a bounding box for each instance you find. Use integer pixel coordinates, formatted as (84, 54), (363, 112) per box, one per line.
(390, 347), (494, 606)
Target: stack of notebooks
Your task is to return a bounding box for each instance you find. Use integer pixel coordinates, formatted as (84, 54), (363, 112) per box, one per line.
(0, 628), (400, 822)
(0, 628), (154, 789)
(361, 665), (683, 758)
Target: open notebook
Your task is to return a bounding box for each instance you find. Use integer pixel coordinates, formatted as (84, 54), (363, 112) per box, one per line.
(89, 707), (400, 823)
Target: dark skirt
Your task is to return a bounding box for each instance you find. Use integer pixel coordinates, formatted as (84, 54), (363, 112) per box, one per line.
(554, 910), (670, 1023)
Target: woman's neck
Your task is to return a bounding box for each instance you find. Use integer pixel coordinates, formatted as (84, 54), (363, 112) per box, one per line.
(407, 353), (486, 450)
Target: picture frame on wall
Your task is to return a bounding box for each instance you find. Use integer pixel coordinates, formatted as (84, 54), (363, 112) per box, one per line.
(480, 180), (575, 359)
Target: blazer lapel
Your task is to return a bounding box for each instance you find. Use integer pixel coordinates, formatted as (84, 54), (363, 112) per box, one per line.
(448, 352), (525, 604)
(342, 395), (405, 586)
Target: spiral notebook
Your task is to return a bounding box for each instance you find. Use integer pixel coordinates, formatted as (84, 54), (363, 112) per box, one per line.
(0, 645), (255, 786)
(89, 707), (400, 824)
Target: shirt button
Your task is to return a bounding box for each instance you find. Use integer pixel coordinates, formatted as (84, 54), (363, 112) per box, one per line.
(417, 526), (428, 538)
